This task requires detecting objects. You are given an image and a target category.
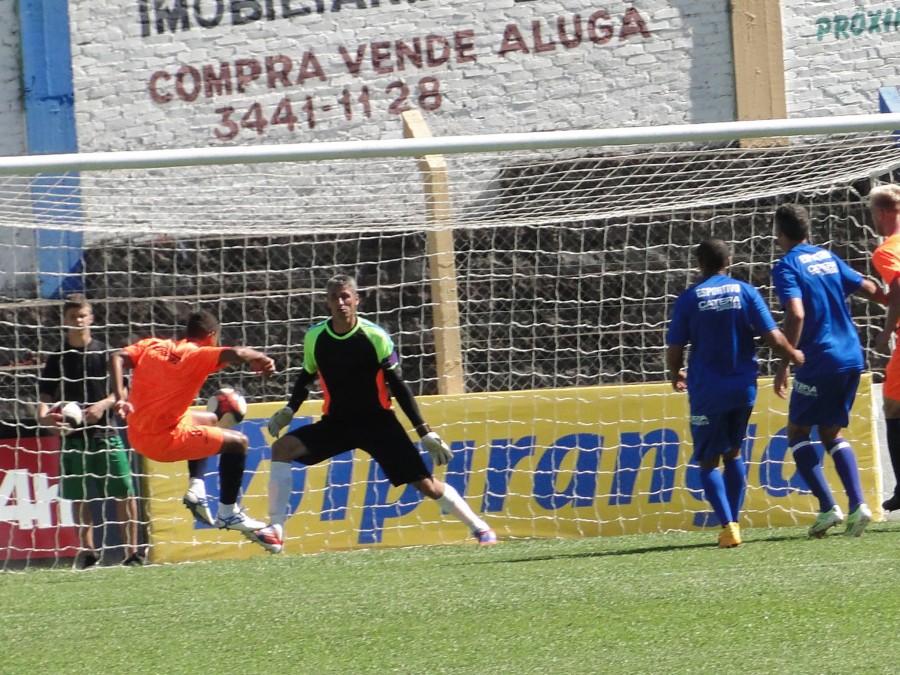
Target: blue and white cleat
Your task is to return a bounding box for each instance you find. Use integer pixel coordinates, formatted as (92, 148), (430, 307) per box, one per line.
(215, 508), (266, 533)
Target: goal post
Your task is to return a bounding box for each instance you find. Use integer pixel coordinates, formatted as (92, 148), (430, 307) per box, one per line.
(1, 112), (899, 566)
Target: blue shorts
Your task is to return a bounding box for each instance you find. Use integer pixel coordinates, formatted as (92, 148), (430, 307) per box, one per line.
(689, 406), (753, 463)
(788, 371), (859, 428)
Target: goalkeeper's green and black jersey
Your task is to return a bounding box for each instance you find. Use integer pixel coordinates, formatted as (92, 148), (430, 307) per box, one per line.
(302, 317), (399, 419)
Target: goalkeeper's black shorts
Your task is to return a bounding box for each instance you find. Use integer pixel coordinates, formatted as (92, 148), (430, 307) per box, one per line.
(287, 410), (431, 486)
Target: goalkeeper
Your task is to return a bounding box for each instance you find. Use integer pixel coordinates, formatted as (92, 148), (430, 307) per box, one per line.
(253, 274), (496, 553)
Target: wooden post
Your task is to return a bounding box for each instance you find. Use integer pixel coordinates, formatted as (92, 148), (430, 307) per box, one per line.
(401, 110), (464, 395)
(730, 0), (788, 147)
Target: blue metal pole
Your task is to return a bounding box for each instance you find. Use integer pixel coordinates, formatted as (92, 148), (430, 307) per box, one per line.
(19, 0), (83, 298)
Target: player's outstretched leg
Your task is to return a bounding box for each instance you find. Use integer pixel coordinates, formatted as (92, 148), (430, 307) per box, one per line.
(213, 442), (265, 534)
(439, 483), (497, 546)
(248, 524), (284, 554)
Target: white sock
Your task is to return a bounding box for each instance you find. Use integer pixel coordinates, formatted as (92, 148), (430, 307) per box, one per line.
(269, 461), (293, 528)
(217, 501), (237, 518)
(436, 483), (489, 533)
(188, 478), (206, 498)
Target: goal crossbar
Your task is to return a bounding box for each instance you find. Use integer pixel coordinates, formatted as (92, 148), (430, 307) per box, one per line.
(3, 112), (900, 175)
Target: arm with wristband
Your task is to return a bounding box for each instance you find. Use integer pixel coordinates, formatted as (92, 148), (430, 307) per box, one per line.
(267, 369), (316, 437)
(384, 365), (453, 466)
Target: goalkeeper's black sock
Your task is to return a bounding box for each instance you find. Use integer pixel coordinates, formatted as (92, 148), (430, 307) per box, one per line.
(883, 419), (900, 509)
(218, 452), (245, 506)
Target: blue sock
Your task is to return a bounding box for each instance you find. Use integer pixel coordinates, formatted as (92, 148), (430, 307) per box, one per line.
(700, 467), (733, 526)
(792, 440), (835, 512)
(828, 438), (864, 513)
(723, 456), (746, 522)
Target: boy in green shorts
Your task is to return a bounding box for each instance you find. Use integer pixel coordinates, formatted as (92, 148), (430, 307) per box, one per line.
(37, 295), (142, 568)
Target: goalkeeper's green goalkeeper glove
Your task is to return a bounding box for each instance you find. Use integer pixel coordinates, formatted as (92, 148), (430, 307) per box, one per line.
(421, 431), (453, 466)
(267, 406), (295, 438)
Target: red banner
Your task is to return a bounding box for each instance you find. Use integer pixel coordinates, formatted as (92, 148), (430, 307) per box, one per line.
(0, 435), (79, 560)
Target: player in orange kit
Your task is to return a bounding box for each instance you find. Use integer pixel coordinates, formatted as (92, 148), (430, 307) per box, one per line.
(870, 184), (900, 511)
(109, 310), (275, 541)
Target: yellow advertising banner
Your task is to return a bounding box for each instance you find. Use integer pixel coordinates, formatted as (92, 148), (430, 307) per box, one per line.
(143, 375), (880, 562)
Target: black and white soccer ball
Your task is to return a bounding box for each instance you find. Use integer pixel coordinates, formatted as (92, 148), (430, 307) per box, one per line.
(49, 401), (84, 436)
(206, 387), (247, 429)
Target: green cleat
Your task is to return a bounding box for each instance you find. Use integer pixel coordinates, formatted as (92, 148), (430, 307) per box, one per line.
(844, 504), (872, 537)
(808, 505), (844, 538)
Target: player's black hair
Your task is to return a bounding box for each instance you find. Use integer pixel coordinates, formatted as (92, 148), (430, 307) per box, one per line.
(185, 310), (219, 339)
(774, 203), (809, 243)
(695, 238), (729, 275)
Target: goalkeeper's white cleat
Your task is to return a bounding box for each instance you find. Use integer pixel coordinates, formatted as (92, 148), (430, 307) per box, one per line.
(215, 508), (266, 533)
(248, 525), (284, 554)
(473, 528), (498, 546)
(808, 505), (844, 538)
(843, 504), (872, 537)
(182, 490), (215, 526)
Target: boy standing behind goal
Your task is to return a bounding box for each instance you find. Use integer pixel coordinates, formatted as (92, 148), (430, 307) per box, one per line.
(666, 239), (803, 548)
(37, 295), (142, 568)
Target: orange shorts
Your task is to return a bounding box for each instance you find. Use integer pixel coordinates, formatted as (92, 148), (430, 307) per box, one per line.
(128, 411), (225, 463)
(885, 347), (900, 402)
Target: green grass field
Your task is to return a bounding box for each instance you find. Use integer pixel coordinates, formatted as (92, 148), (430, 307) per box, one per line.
(3, 522), (900, 674)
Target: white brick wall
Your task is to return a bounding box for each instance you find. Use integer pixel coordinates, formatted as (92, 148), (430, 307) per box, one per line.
(3, 3), (898, 158)
(67, 0), (735, 151)
(782, 0), (900, 116)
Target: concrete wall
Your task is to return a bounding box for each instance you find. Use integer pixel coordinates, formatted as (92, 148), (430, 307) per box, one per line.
(0, 0), (33, 294)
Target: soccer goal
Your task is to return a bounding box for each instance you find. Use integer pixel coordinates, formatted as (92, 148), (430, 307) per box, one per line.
(1, 112), (899, 567)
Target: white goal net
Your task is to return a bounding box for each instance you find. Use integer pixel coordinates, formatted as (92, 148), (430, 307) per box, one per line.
(1, 114), (898, 567)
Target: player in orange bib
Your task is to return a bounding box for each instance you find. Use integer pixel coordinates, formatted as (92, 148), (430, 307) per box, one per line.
(870, 184), (900, 512)
(109, 310), (276, 543)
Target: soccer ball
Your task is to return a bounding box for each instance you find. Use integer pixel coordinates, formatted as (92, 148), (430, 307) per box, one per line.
(206, 387), (247, 429)
(49, 401), (83, 435)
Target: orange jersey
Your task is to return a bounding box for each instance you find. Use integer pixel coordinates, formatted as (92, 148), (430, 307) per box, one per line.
(872, 233), (900, 286)
(124, 338), (226, 435)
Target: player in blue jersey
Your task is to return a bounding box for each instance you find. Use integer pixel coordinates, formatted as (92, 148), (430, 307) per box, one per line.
(667, 238), (803, 548)
(772, 204), (887, 538)
(251, 274), (497, 553)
